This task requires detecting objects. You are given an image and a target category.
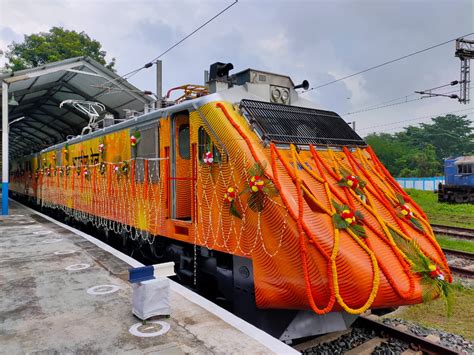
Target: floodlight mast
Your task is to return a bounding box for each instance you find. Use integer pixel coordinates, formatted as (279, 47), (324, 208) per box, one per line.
(60, 100), (106, 135)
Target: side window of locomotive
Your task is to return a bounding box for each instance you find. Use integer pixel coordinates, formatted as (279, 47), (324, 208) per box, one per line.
(178, 124), (190, 160)
(134, 124), (160, 183)
(198, 127), (221, 164)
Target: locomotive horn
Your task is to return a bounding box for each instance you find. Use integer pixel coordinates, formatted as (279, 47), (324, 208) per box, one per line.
(294, 80), (309, 90)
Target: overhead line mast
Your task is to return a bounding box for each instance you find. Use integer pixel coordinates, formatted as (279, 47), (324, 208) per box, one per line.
(455, 37), (474, 104)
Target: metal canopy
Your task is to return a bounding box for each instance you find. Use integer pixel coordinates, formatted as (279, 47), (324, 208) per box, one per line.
(1, 56), (154, 214)
(1, 56), (153, 157)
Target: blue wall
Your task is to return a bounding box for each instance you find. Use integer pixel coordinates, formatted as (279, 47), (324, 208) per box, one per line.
(395, 177), (445, 191)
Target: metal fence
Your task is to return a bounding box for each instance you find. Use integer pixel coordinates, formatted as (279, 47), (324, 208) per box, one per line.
(395, 177), (445, 191)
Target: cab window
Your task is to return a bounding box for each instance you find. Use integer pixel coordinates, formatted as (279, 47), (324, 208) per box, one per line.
(198, 127), (221, 164)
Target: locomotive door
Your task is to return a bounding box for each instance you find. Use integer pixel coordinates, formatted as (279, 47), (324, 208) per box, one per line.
(170, 112), (192, 221)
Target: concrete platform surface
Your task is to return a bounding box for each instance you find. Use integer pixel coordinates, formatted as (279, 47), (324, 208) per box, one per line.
(0, 200), (296, 354)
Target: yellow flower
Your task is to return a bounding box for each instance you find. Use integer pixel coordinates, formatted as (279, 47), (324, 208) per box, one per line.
(347, 180), (353, 187)
(251, 185), (259, 192)
(428, 264), (436, 271)
(250, 176), (256, 182)
(342, 209), (351, 215)
(345, 217), (354, 224)
(256, 180), (264, 186)
(401, 210), (408, 216)
(228, 187), (234, 193)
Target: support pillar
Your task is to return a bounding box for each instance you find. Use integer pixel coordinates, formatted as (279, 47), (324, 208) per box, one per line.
(2, 80), (9, 215)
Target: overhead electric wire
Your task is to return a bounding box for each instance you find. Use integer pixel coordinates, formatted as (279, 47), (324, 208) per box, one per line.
(98, 0), (238, 93)
(305, 32), (474, 92)
(344, 87), (472, 116)
(358, 107), (474, 132)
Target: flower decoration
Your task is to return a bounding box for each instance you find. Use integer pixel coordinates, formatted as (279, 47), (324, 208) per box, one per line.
(240, 163), (278, 212)
(76, 166), (81, 176)
(130, 131), (141, 147)
(203, 151), (214, 165)
(332, 200), (366, 238)
(428, 264), (445, 281)
(59, 168), (64, 176)
(396, 194), (424, 232)
(390, 229), (452, 316)
(65, 165), (71, 176)
(83, 167), (91, 180)
(337, 168), (367, 198)
(120, 161), (129, 176)
(249, 175), (265, 192)
(224, 187), (236, 202)
(224, 187), (242, 218)
(99, 143), (105, 153)
(100, 162), (107, 175)
(113, 164), (120, 174)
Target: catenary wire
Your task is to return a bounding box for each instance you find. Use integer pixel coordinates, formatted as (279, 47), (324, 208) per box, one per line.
(98, 0), (238, 93)
(304, 32), (474, 92)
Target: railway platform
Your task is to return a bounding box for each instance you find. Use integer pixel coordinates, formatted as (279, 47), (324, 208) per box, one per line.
(0, 199), (296, 354)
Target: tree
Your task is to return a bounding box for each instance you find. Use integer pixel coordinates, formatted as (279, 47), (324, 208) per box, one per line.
(4, 27), (115, 71)
(365, 114), (473, 177)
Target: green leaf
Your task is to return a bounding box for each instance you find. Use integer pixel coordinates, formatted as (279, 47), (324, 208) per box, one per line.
(229, 202), (242, 219)
(248, 190), (265, 212)
(354, 210), (364, 220)
(332, 214), (349, 229)
(396, 194), (405, 206)
(410, 217), (425, 232)
(350, 224), (367, 238)
(331, 199), (345, 213)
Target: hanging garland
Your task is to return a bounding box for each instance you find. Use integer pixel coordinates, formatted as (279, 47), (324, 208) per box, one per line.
(224, 187), (242, 218)
(83, 167), (90, 180)
(332, 200), (366, 238)
(337, 167), (367, 198)
(65, 165), (71, 176)
(396, 194), (424, 232)
(76, 166), (81, 176)
(240, 163), (278, 212)
(390, 229), (453, 316)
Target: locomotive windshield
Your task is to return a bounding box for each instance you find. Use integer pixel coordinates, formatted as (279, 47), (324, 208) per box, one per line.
(239, 99), (366, 146)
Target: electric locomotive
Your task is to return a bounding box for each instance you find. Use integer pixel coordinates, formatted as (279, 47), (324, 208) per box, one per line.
(9, 62), (451, 341)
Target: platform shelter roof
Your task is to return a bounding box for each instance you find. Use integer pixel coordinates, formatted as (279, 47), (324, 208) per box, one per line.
(0, 56), (153, 157)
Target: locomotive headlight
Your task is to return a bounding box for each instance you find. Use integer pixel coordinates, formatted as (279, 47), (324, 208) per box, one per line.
(281, 89), (289, 102)
(272, 87), (281, 100)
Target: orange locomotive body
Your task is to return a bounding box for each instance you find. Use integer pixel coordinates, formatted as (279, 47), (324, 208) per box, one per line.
(9, 64), (450, 340)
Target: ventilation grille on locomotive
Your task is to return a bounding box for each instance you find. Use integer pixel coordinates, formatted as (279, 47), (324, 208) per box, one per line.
(239, 99), (366, 146)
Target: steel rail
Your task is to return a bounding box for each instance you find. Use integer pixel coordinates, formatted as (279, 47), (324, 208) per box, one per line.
(431, 224), (474, 240)
(356, 316), (459, 355)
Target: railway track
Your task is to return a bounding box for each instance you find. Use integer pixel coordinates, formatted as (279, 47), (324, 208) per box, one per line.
(442, 248), (474, 278)
(431, 224), (474, 240)
(298, 315), (462, 354)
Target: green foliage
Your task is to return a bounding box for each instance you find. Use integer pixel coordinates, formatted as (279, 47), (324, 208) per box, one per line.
(390, 229), (454, 316)
(365, 114), (473, 177)
(4, 26), (115, 71)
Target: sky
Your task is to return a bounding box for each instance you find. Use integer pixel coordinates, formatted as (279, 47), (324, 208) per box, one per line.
(0, 0), (473, 136)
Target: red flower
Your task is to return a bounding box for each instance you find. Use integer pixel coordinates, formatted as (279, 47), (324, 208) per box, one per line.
(341, 209), (356, 225)
(428, 264), (444, 281)
(345, 175), (359, 188)
(130, 135), (138, 147)
(250, 175), (264, 192)
(400, 204), (414, 218)
(224, 187), (236, 202)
